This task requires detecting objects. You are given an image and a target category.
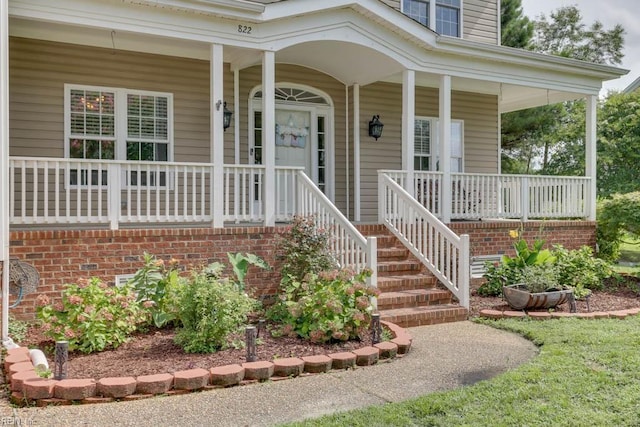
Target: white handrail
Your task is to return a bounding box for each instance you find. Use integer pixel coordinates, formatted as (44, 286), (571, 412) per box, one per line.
(379, 172), (469, 308)
(296, 171), (377, 292)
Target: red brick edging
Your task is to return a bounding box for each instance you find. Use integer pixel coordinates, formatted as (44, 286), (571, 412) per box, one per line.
(4, 321), (412, 407)
(479, 307), (640, 320)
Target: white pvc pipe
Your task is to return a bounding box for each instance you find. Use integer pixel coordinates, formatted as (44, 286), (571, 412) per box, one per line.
(29, 348), (49, 371)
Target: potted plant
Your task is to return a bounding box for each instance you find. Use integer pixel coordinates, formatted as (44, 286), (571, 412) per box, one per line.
(502, 264), (574, 311)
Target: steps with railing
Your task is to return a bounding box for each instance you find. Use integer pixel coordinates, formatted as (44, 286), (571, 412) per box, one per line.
(358, 225), (468, 327)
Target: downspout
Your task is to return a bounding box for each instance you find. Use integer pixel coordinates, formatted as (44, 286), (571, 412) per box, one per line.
(1, 0), (13, 348)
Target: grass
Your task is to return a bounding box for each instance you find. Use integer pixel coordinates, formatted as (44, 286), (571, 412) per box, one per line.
(618, 236), (640, 264)
(283, 317), (640, 427)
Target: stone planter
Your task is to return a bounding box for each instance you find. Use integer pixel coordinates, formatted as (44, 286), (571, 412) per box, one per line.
(503, 284), (574, 311)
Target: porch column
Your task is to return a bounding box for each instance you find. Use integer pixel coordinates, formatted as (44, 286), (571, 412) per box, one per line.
(439, 75), (452, 223)
(262, 51), (276, 226)
(1, 0), (11, 345)
(586, 94), (597, 221)
(402, 69), (415, 195)
(210, 44), (225, 228)
(354, 84), (361, 222)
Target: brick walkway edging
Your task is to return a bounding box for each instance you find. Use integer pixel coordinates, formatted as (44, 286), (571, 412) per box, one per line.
(479, 307), (640, 320)
(3, 321), (412, 407)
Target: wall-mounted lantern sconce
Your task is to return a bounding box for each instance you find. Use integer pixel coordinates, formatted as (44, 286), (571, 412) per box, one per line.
(368, 115), (384, 140)
(216, 100), (233, 131)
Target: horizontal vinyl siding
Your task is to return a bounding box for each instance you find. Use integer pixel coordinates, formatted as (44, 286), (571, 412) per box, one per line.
(9, 37), (231, 163)
(463, 0), (499, 44)
(359, 83), (498, 221)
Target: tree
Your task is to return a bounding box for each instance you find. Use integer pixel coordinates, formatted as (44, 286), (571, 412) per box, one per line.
(501, 0), (533, 49)
(500, 6), (625, 175)
(531, 6), (624, 65)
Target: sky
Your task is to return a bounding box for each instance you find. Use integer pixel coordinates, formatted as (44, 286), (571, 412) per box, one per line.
(520, 0), (640, 93)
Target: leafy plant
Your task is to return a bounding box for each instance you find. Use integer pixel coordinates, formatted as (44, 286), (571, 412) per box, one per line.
(35, 278), (148, 353)
(516, 264), (561, 293)
(597, 192), (640, 261)
(278, 215), (337, 282)
(174, 266), (260, 353)
(267, 269), (378, 343)
(227, 252), (270, 293)
(8, 316), (29, 343)
(553, 245), (614, 293)
(128, 253), (183, 328)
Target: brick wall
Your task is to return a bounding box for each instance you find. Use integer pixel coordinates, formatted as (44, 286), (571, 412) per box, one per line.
(3, 221), (596, 319)
(4, 227), (287, 319)
(449, 220), (596, 259)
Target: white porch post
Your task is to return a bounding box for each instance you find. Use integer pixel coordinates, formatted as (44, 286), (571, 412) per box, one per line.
(402, 69), (415, 195)
(210, 44), (225, 228)
(439, 75), (452, 223)
(586, 94), (597, 221)
(263, 51), (276, 226)
(353, 83), (361, 222)
(1, 0), (11, 346)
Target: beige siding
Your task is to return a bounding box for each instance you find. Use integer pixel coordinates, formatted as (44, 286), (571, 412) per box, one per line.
(463, 0), (499, 44)
(238, 64), (348, 212)
(358, 82), (498, 222)
(382, 0), (499, 44)
(8, 37), (234, 163)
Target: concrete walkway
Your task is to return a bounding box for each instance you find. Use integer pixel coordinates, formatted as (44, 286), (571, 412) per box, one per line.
(1, 321), (538, 427)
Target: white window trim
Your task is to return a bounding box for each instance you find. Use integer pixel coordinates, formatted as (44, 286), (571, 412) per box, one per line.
(400, 0), (464, 38)
(415, 116), (464, 172)
(64, 84), (174, 163)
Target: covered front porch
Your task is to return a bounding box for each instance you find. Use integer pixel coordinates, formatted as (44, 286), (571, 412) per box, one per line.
(0, 0), (626, 330)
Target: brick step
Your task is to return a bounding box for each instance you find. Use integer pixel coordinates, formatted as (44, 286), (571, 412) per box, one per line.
(379, 305), (468, 328)
(377, 247), (409, 262)
(377, 260), (423, 276)
(376, 274), (437, 292)
(377, 288), (453, 310)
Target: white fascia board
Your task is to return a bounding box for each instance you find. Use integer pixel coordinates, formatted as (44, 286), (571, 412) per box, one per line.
(436, 36), (628, 82)
(123, 0), (265, 20)
(623, 76), (640, 94)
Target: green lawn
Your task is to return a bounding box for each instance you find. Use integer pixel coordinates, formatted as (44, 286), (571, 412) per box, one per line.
(284, 317), (640, 427)
(618, 236), (640, 264)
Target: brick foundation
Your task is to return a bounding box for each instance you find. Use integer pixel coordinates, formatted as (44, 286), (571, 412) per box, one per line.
(449, 220), (596, 258)
(5, 226), (287, 319)
(3, 220), (596, 319)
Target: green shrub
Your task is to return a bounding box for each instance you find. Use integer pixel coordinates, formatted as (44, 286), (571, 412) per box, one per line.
(174, 267), (260, 353)
(128, 253), (183, 328)
(597, 192), (640, 261)
(267, 269), (378, 343)
(278, 215), (337, 282)
(35, 278), (147, 353)
(553, 245), (614, 292)
(8, 316), (29, 343)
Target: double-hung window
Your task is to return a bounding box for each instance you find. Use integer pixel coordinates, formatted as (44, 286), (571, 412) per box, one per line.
(65, 84), (173, 187)
(414, 117), (464, 172)
(402, 0), (461, 37)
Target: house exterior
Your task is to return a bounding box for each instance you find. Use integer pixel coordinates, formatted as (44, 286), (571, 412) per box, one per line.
(0, 0), (627, 336)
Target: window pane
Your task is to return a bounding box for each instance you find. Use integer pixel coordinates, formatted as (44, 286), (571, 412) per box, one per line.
(101, 93), (115, 114)
(85, 114), (100, 135)
(101, 115), (114, 136)
(141, 118), (155, 137)
(128, 95), (140, 116)
(156, 143), (168, 161)
(69, 139), (84, 158)
(156, 119), (168, 139)
(102, 141), (115, 160)
(85, 140), (100, 159)
(140, 143), (155, 161)
(156, 97), (168, 118)
(404, 0), (429, 26)
(127, 142), (139, 160)
(318, 134), (325, 150)
(318, 116), (325, 132)
(128, 117), (140, 137)
(70, 90), (85, 113)
(141, 96), (154, 117)
(85, 91), (100, 112)
(70, 114), (85, 134)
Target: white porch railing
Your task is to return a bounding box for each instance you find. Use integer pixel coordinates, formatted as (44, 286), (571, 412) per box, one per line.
(9, 158), (307, 228)
(379, 173), (469, 308)
(383, 170), (590, 220)
(297, 172), (377, 291)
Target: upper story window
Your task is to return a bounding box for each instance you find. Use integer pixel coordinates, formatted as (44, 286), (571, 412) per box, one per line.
(402, 0), (461, 37)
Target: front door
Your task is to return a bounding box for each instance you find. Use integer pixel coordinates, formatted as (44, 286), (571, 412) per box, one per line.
(249, 85), (333, 218)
